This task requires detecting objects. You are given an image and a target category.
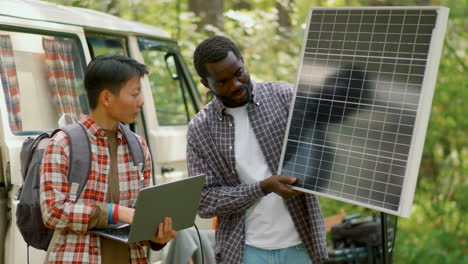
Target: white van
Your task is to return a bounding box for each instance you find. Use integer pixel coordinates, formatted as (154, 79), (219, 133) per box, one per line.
(0, 0), (203, 263)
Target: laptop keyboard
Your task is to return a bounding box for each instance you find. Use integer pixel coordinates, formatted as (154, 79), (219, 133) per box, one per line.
(102, 225), (131, 239)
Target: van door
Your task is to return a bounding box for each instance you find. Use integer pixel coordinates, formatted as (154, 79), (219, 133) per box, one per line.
(134, 37), (201, 184)
(0, 19), (89, 264)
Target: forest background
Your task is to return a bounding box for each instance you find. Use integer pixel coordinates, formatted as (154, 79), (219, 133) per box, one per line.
(46, 0), (467, 263)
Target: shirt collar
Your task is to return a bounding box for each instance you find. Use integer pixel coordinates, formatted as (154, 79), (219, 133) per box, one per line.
(79, 115), (124, 140)
(213, 80), (260, 118)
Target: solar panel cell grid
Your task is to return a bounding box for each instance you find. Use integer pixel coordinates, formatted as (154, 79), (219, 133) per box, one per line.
(278, 7), (447, 216)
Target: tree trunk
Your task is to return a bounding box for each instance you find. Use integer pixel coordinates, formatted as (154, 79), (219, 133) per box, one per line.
(129, 0), (140, 21)
(276, 0), (293, 38)
(416, 0), (431, 5)
(104, 0), (120, 16)
(188, 0), (224, 32)
(188, 0), (203, 15)
(233, 0), (252, 10)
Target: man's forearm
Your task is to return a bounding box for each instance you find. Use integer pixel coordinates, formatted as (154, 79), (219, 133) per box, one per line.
(198, 182), (265, 218)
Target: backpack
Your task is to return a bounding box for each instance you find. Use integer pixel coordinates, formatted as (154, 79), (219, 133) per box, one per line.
(16, 122), (145, 251)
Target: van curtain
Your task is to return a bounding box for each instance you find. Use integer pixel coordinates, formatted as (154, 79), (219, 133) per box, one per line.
(0, 35), (22, 131)
(42, 38), (82, 122)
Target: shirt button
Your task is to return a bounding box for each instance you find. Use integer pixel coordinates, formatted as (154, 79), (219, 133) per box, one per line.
(218, 117), (222, 121)
(229, 146), (233, 150)
(231, 170), (236, 174)
(94, 247), (98, 252)
(229, 123), (233, 127)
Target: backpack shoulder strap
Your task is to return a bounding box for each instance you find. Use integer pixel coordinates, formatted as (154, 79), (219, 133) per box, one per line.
(20, 132), (52, 182)
(61, 123), (91, 202)
(119, 123), (145, 173)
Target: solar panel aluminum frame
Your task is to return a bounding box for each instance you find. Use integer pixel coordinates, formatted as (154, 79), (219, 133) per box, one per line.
(277, 6), (449, 217)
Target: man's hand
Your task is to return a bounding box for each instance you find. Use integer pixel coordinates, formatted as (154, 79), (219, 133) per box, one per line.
(148, 217), (177, 245)
(260, 175), (303, 199)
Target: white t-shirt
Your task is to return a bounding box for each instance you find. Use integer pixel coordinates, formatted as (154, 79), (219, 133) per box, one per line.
(225, 105), (301, 249)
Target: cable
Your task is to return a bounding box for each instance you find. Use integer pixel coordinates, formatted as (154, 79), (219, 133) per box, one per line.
(389, 216), (398, 263)
(380, 212), (388, 264)
(193, 223), (205, 264)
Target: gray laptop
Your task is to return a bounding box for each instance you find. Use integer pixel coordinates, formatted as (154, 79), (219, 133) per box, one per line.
(92, 174), (205, 244)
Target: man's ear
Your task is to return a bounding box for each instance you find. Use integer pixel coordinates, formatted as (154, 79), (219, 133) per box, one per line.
(201, 78), (209, 89)
(99, 90), (113, 107)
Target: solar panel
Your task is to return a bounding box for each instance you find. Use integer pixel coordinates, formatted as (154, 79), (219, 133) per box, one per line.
(278, 7), (449, 217)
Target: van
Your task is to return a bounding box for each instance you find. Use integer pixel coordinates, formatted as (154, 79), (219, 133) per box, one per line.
(0, 0), (202, 263)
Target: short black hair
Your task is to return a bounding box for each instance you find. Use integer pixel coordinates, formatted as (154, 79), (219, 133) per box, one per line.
(84, 55), (148, 109)
(193, 36), (243, 80)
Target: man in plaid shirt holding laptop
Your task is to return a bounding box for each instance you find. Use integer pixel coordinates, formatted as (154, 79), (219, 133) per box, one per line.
(40, 55), (177, 263)
(187, 36), (328, 264)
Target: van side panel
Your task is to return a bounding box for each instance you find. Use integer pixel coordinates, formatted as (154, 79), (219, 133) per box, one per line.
(0, 16), (89, 264)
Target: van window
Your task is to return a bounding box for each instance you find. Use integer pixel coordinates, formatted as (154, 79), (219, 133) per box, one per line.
(138, 37), (196, 126)
(86, 34), (127, 58)
(0, 30), (87, 133)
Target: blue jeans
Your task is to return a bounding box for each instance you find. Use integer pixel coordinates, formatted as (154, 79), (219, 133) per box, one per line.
(243, 244), (312, 264)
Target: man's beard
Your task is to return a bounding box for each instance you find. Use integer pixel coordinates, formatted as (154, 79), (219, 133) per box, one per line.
(216, 78), (253, 108)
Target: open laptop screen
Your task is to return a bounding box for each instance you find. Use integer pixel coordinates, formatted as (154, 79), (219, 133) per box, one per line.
(92, 174), (205, 244)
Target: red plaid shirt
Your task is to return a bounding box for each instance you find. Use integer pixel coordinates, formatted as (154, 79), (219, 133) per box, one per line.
(40, 115), (152, 263)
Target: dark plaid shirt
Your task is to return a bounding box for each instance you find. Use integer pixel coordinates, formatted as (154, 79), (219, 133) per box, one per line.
(187, 82), (328, 264)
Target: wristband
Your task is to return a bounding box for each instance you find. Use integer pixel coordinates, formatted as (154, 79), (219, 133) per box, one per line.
(108, 203), (113, 225)
(113, 204), (119, 224)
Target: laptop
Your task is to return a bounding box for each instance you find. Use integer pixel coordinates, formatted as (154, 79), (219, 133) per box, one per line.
(92, 174), (205, 244)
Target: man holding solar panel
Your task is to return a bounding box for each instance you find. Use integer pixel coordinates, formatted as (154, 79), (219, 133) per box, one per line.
(187, 36), (330, 264)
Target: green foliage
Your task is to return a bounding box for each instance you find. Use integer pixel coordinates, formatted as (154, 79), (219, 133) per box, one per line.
(45, 0), (468, 262)
(394, 193), (467, 263)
